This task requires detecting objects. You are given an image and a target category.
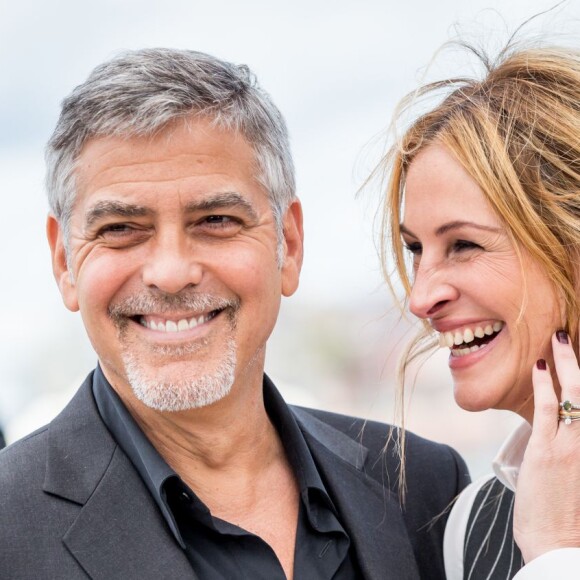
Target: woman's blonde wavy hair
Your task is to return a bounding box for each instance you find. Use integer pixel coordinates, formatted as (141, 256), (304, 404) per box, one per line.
(378, 43), (580, 496)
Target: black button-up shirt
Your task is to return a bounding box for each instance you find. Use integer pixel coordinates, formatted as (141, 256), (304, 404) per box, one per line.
(92, 366), (360, 579)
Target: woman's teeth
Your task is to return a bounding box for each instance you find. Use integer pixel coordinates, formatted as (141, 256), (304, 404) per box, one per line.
(438, 321), (504, 354)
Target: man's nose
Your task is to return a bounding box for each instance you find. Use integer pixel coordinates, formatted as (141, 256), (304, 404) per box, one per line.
(141, 232), (203, 294)
(408, 263), (459, 319)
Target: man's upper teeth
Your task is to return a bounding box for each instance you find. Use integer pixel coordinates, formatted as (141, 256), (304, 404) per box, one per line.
(438, 321), (503, 348)
(143, 315), (208, 332)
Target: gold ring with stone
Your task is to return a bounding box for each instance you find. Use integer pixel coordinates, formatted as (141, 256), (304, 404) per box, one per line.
(560, 400), (580, 411)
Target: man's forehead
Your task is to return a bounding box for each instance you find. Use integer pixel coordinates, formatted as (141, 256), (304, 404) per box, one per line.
(77, 117), (256, 168)
(73, 121), (265, 208)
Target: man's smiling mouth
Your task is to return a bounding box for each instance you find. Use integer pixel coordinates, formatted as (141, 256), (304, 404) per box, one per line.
(136, 310), (221, 332)
(109, 293), (240, 335)
(437, 321), (504, 357)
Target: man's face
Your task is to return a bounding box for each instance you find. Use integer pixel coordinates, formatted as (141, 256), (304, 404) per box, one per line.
(48, 118), (303, 411)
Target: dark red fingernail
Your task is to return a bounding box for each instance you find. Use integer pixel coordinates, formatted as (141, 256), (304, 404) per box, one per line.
(557, 330), (569, 344)
(536, 359), (547, 370)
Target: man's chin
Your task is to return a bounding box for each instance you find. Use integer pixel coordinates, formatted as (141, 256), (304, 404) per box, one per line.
(122, 347), (237, 412)
(130, 377), (234, 412)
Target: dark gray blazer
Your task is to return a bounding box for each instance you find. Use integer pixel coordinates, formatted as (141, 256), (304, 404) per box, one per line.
(0, 372), (469, 579)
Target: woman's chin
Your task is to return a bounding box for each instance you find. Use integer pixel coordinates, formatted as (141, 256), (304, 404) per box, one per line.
(453, 385), (495, 413)
(453, 373), (534, 416)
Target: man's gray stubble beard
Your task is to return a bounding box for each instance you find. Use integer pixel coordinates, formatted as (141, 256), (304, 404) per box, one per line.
(123, 337), (237, 412)
(110, 291), (239, 412)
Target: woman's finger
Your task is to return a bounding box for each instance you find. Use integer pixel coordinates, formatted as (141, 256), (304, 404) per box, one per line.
(552, 330), (580, 405)
(531, 358), (558, 441)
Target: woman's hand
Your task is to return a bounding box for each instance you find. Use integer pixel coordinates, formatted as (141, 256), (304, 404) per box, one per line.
(513, 330), (580, 562)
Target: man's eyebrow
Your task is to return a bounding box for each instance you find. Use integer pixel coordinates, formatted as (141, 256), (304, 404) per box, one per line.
(184, 192), (259, 221)
(85, 201), (151, 227)
(399, 221), (503, 237)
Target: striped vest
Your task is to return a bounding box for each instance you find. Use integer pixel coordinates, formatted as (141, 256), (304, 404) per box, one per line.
(463, 477), (524, 579)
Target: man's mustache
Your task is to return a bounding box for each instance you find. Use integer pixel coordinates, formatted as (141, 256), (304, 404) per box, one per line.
(108, 291), (240, 322)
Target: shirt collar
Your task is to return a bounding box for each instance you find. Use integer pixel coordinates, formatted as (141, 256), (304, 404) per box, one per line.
(262, 375), (328, 496)
(262, 375), (342, 531)
(92, 367), (339, 542)
(492, 419), (531, 492)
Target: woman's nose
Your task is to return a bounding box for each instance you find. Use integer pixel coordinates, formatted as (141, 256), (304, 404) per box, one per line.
(408, 263), (459, 319)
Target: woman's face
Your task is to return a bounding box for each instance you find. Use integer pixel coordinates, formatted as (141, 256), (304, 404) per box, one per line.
(401, 144), (561, 421)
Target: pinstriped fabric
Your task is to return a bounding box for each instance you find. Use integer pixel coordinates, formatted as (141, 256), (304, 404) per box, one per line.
(463, 477), (524, 580)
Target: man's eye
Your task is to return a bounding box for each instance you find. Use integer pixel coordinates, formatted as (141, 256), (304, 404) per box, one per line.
(203, 215), (237, 225)
(98, 223), (134, 236)
(200, 215), (243, 230)
(95, 223), (150, 247)
(195, 215), (243, 237)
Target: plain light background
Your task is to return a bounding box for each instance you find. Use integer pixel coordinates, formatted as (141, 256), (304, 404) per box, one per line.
(1, 0), (579, 476)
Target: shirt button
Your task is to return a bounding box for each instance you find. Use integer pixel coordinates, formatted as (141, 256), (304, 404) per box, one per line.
(180, 491), (191, 503)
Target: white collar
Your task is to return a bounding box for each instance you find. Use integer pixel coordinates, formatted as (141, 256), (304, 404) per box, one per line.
(492, 419), (532, 492)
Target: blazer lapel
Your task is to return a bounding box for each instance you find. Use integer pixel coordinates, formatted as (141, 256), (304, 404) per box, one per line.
(43, 375), (194, 579)
(62, 447), (194, 579)
(293, 408), (420, 580)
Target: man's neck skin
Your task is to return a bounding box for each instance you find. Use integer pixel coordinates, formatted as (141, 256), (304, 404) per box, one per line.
(102, 360), (300, 579)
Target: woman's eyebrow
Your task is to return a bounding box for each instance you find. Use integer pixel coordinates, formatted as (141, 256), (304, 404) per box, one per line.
(399, 221), (502, 237)
(434, 221), (503, 236)
(399, 224), (416, 237)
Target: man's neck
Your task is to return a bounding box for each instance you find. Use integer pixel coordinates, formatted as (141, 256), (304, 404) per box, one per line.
(108, 367), (283, 490)
(103, 367), (300, 579)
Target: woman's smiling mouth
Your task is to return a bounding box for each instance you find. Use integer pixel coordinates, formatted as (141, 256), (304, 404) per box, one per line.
(437, 321), (504, 357)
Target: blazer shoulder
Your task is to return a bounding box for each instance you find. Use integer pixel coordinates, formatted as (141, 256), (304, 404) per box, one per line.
(0, 424), (49, 484)
(294, 406), (463, 463)
(293, 405), (387, 444)
(294, 406), (469, 496)
(0, 425), (53, 533)
(0, 374), (99, 499)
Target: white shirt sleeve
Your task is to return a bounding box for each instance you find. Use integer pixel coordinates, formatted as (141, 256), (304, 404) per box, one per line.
(513, 548), (580, 579)
(444, 474), (494, 580)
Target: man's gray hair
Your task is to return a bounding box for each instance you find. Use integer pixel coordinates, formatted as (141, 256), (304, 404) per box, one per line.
(46, 48), (296, 244)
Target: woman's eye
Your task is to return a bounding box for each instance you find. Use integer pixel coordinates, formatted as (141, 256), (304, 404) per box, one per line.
(453, 240), (480, 252)
(404, 242), (422, 256)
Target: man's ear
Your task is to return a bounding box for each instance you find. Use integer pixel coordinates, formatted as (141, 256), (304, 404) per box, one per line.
(281, 199), (304, 297)
(46, 214), (79, 312)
